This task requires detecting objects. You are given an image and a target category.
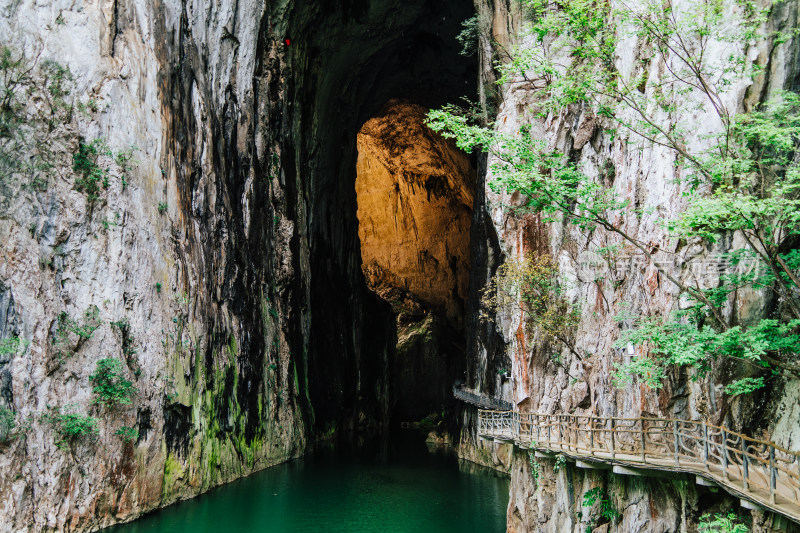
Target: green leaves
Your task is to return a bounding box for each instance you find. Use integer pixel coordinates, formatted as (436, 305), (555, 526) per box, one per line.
(698, 512), (750, 533)
(582, 486), (621, 532)
(672, 93), (800, 251)
(0, 337), (28, 358)
(51, 305), (102, 360)
(427, 108), (630, 235)
(0, 406), (15, 443)
(89, 358), (137, 407)
(0, 46), (74, 192)
(613, 316), (800, 392)
(724, 378), (765, 396)
(456, 15), (483, 57)
(40, 406), (99, 449)
(433, 0), (800, 394)
(481, 255), (580, 349)
(73, 139), (111, 207)
(115, 426), (138, 443)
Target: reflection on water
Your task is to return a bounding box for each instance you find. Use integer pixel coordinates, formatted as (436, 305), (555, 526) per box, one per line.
(107, 431), (509, 533)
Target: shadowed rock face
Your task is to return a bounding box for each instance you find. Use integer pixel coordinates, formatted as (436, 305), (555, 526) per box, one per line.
(0, 0), (477, 529)
(355, 99), (475, 423)
(356, 99), (474, 327)
(284, 0), (478, 432)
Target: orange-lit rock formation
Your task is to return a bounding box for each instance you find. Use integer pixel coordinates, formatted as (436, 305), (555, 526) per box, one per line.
(356, 100), (474, 326)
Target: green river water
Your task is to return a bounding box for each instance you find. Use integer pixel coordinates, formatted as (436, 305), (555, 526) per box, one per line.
(107, 431), (509, 533)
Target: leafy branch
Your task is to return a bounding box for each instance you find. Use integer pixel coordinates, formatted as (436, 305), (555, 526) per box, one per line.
(429, 0), (800, 392)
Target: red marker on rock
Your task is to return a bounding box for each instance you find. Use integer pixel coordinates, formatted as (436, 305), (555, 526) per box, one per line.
(285, 38), (291, 46)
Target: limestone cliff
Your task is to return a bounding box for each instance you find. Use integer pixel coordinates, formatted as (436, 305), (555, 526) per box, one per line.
(0, 0), (308, 530)
(462, 0), (800, 531)
(357, 99), (474, 327)
(0, 0), (476, 530)
(356, 99), (475, 422)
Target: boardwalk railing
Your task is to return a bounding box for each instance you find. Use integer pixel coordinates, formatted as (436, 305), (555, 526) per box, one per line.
(478, 410), (800, 523)
(453, 385), (513, 411)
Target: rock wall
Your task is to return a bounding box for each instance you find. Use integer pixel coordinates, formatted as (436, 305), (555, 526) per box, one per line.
(355, 99), (475, 423)
(356, 99), (474, 326)
(0, 0), (478, 530)
(0, 0), (307, 530)
(466, 0), (800, 531)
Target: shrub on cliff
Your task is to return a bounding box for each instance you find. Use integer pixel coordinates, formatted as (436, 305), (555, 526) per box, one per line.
(40, 406), (99, 449)
(89, 358), (137, 407)
(0, 406), (16, 443)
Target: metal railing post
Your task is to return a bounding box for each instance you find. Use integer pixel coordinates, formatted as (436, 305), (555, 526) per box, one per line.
(569, 415), (574, 451)
(536, 415), (541, 445)
(742, 437), (750, 492)
(610, 417), (615, 459)
(770, 446), (777, 505)
(721, 428), (729, 481)
(673, 420), (679, 467)
(640, 419), (646, 462)
(590, 417), (595, 456)
(702, 422), (709, 472)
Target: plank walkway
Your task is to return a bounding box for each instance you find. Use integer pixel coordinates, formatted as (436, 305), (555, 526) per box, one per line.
(477, 410), (800, 525)
(453, 384), (513, 411)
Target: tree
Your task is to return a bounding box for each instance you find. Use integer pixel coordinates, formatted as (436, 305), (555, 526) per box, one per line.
(428, 0), (800, 393)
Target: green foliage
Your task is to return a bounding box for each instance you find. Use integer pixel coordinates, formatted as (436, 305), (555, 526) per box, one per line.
(110, 318), (130, 331)
(614, 316), (800, 391)
(115, 425), (138, 444)
(527, 445), (540, 488)
(456, 15), (485, 57)
(418, 412), (443, 429)
(582, 487), (621, 532)
(155, 282), (162, 293)
(114, 147), (135, 191)
(40, 406), (99, 449)
(111, 317), (138, 365)
(724, 377), (765, 396)
(431, 0), (800, 393)
(0, 46), (74, 194)
(51, 305), (101, 359)
(0, 406), (16, 443)
(157, 201), (168, 214)
(1, 45), (135, 212)
(698, 512), (750, 533)
(553, 454), (567, 472)
(72, 139), (111, 207)
(482, 255), (581, 359)
(89, 358), (136, 407)
(0, 336), (28, 358)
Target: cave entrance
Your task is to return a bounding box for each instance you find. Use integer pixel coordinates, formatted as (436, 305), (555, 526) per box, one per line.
(355, 99), (475, 425)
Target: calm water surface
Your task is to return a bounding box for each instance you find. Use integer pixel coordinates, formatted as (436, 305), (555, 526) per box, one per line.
(108, 431), (509, 533)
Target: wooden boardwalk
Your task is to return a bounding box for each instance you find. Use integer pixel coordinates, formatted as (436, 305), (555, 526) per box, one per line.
(453, 385), (513, 411)
(478, 410), (800, 525)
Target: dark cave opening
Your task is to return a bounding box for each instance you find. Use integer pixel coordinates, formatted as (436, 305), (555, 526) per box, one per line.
(355, 99), (474, 425)
(282, 0), (478, 437)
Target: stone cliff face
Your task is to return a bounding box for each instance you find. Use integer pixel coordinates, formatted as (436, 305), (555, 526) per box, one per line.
(357, 99), (473, 327)
(462, 0), (800, 531)
(0, 0), (475, 530)
(0, 0), (308, 530)
(356, 99), (475, 422)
